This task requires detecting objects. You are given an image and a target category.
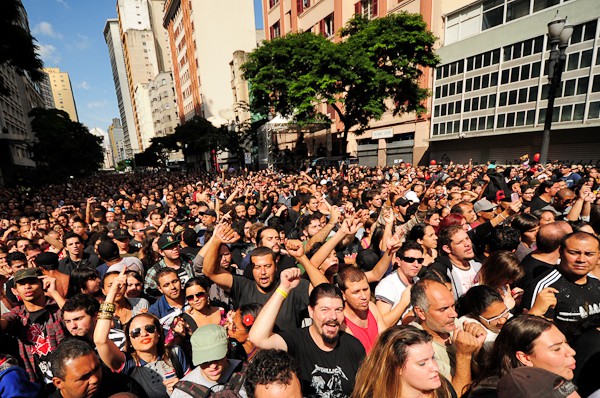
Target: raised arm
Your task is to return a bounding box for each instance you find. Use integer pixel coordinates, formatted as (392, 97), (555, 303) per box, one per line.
(93, 267), (127, 371)
(249, 268), (303, 351)
(285, 240), (328, 292)
(305, 206), (340, 253)
(376, 284), (412, 327)
(200, 224), (239, 291)
(365, 232), (402, 283)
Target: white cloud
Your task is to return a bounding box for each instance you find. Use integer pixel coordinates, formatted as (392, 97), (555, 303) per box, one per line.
(67, 34), (92, 51)
(87, 100), (108, 109)
(32, 22), (63, 39)
(37, 43), (61, 64)
(75, 81), (90, 90)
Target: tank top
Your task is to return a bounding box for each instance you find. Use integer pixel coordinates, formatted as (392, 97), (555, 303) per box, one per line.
(344, 310), (379, 353)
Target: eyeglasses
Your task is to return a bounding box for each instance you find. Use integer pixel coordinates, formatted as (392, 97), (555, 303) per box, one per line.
(129, 324), (157, 338)
(186, 292), (207, 301)
(479, 308), (511, 323)
(400, 256), (425, 264)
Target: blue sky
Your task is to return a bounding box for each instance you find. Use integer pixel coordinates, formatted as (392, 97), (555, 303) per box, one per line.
(21, 0), (264, 131)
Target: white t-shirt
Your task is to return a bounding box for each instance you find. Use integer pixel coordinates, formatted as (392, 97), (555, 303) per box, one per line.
(374, 271), (416, 323)
(449, 260), (481, 299)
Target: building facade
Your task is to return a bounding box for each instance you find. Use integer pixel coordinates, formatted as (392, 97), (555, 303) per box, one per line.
(261, 0), (438, 165)
(104, 18), (137, 159)
(429, 0), (600, 164)
(148, 71), (178, 138)
(43, 67), (79, 122)
(107, 118), (127, 165)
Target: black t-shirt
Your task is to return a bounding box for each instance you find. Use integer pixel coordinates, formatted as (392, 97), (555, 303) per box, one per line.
(231, 275), (309, 331)
(523, 269), (600, 339)
(516, 253), (554, 290)
(279, 327), (365, 398)
(528, 196), (552, 213)
(574, 328), (600, 397)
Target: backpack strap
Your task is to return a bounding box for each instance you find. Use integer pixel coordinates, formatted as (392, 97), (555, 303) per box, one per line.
(168, 346), (184, 379)
(173, 380), (212, 398)
(224, 362), (248, 393)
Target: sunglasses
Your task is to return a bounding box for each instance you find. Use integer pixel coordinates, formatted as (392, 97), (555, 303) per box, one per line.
(479, 308), (511, 323)
(129, 324), (157, 338)
(400, 256), (425, 264)
(186, 292), (207, 301)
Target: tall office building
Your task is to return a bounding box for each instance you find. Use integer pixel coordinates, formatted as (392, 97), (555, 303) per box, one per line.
(38, 71), (55, 109)
(104, 18), (137, 158)
(44, 67), (79, 122)
(429, 0), (600, 163)
(261, 0), (437, 165)
(107, 118), (127, 165)
(163, 0), (257, 122)
(0, 0), (44, 185)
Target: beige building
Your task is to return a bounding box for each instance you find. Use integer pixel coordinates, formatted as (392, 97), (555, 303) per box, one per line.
(44, 67), (79, 122)
(148, 71), (178, 138)
(261, 0), (438, 165)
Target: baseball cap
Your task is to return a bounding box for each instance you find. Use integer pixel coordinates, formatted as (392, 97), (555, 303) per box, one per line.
(97, 240), (121, 262)
(113, 228), (131, 241)
(157, 233), (181, 250)
(14, 267), (43, 284)
(473, 198), (497, 213)
(200, 209), (217, 218)
(190, 325), (228, 366)
(497, 367), (577, 398)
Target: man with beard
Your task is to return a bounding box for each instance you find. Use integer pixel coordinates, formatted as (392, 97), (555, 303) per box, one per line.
(249, 273), (365, 398)
(240, 226), (296, 279)
(148, 268), (187, 330)
(203, 224), (327, 331)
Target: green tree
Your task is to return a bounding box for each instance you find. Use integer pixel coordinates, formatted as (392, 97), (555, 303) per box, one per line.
(243, 13), (439, 152)
(29, 108), (103, 182)
(0, 0), (45, 95)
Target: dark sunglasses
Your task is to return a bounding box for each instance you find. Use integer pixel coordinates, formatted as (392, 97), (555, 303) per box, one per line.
(129, 324), (157, 338)
(186, 292), (207, 301)
(400, 256), (425, 264)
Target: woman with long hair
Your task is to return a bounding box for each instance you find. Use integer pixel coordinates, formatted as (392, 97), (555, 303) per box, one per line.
(408, 223), (439, 267)
(67, 266), (104, 299)
(174, 276), (226, 333)
(465, 315), (576, 397)
(476, 250), (525, 310)
(352, 325), (456, 398)
(511, 213), (539, 261)
(94, 268), (190, 398)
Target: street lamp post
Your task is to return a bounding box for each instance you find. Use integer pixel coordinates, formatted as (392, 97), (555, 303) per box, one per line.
(539, 11), (573, 165)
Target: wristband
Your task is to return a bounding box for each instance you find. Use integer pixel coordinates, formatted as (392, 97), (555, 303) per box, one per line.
(99, 302), (116, 313)
(97, 311), (114, 320)
(276, 288), (289, 299)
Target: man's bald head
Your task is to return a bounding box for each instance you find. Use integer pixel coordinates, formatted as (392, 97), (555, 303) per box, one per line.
(536, 221), (573, 253)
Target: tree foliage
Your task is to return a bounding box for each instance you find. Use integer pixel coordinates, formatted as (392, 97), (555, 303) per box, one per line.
(29, 108), (103, 182)
(0, 0), (45, 95)
(243, 13), (440, 150)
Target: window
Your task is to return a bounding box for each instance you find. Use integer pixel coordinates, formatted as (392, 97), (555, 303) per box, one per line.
(500, 92), (507, 106)
(360, 0), (378, 19)
(510, 67), (519, 83)
(567, 53), (580, 71)
(498, 114), (506, 127)
(506, 0), (530, 22)
(506, 112), (515, 127)
(577, 77), (589, 95)
(528, 86), (538, 102)
(322, 13), (334, 37)
(531, 62), (541, 78)
(465, 98), (471, 112)
(561, 105), (572, 122)
(270, 21), (281, 38)
(516, 111), (525, 126)
(533, 0), (559, 12)
(589, 101), (600, 119)
(526, 110), (535, 125)
(573, 103), (585, 120)
(580, 50), (593, 68)
(521, 64), (530, 80)
(482, 74), (490, 88)
(593, 75), (600, 92)
(269, 0), (279, 8)
(482, 0), (503, 30)
(508, 90), (517, 105)
(518, 88), (528, 103)
(487, 115), (495, 129)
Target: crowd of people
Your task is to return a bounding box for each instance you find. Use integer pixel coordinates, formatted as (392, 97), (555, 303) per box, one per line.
(0, 159), (599, 398)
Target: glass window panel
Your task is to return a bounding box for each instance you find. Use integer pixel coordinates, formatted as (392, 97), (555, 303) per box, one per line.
(436, 68), (443, 80)
(539, 108), (546, 122)
(491, 72), (499, 86)
(577, 77), (589, 95)
(473, 76), (481, 90)
(584, 21), (597, 41)
(483, 52), (491, 67)
(511, 67), (520, 83)
(442, 85), (449, 97)
(498, 113), (506, 128)
(571, 25), (583, 44)
(593, 75), (600, 92)
(463, 119), (470, 131)
(533, 36), (543, 53)
(563, 79), (576, 96)
(447, 122), (454, 133)
(433, 124), (439, 135)
(449, 82), (456, 96)
(506, 112), (515, 127)
(466, 79), (473, 92)
(458, 60), (465, 73)
(531, 62), (541, 78)
(589, 102), (600, 119)
(492, 49), (501, 64)
(533, 0), (559, 12)
(573, 103), (585, 120)
(567, 53), (580, 71)
(441, 104), (447, 116)
(472, 98), (479, 111)
(482, 74), (490, 88)
(470, 118), (477, 131)
(526, 110), (535, 125)
(518, 88), (528, 103)
(504, 46), (512, 62)
(512, 43), (522, 59)
(467, 57), (475, 71)
(440, 123), (446, 134)
(456, 101), (462, 113)
(528, 86), (538, 102)
(506, 0), (530, 22)
(516, 111), (525, 126)
(483, 0), (503, 11)
(487, 115), (495, 129)
(502, 69), (510, 84)
(509, 90), (518, 105)
(541, 85), (549, 100)
(434, 106), (440, 117)
(500, 92), (507, 106)
(561, 105), (572, 122)
(448, 102), (455, 114)
(435, 87), (441, 98)
(450, 63), (456, 76)
(481, 95), (488, 109)
(521, 64), (530, 80)
(552, 109), (559, 123)
(475, 55), (483, 69)
(457, 81), (463, 93)
(489, 94), (496, 107)
(523, 40), (533, 56)
(478, 116), (486, 129)
(580, 50), (593, 68)
(464, 99), (471, 111)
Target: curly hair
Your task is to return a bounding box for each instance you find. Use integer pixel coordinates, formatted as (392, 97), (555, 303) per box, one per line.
(244, 349), (300, 395)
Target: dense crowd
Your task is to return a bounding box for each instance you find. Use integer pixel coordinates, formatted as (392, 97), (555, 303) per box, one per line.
(0, 160), (599, 398)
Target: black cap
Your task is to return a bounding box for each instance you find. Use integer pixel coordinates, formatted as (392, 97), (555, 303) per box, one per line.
(34, 252), (59, 269)
(113, 228), (131, 240)
(97, 240), (120, 262)
(158, 233), (181, 250)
